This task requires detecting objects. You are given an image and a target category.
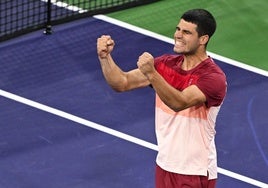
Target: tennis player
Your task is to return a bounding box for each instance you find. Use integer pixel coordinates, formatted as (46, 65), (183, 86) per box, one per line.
(97, 9), (227, 188)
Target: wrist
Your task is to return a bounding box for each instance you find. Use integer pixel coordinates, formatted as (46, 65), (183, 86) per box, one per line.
(146, 71), (158, 83)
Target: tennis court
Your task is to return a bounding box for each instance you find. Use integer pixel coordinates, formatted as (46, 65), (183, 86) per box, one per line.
(0, 1), (267, 188)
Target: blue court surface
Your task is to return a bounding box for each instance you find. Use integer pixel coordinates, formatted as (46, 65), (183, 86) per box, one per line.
(0, 16), (267, 188)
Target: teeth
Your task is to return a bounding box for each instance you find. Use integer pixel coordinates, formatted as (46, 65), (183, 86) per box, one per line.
(176, 40), (183, 44)
(175, 41), (184, 46)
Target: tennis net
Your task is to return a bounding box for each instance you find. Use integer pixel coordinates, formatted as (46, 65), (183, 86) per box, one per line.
(0, 0), (158, 42)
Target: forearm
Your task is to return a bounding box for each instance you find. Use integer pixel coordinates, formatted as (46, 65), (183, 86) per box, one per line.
(98, 54), (128, 92)
(149, 72), (188, 111)
(149, 71), (206, 111)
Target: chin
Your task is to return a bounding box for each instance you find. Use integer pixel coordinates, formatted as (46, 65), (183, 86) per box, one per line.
(173, 47), (183, 54)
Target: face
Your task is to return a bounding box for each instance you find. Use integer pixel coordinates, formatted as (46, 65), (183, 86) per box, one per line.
(173, 19), (205, 55)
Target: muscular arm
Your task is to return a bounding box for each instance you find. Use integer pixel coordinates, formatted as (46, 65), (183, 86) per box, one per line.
(97, 36), (206, 110)
(149, 72), (206, 111)
(97, 35), (150, 92)
(138, 52), (206, 112)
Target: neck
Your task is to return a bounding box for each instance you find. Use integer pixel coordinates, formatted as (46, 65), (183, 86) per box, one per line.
(181, 51), (208, 71)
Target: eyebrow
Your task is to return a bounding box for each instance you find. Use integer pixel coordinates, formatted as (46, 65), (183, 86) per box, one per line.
(176, 26), (193, 34)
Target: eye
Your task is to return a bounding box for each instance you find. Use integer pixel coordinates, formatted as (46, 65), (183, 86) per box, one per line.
(184, 30), (192, 35)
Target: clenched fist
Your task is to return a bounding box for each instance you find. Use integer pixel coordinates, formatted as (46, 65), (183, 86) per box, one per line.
(137, 52), (155, 78)
(97, 35), (115, 58)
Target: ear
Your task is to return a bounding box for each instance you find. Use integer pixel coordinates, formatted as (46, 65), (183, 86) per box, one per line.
(199, 35), (209, 45)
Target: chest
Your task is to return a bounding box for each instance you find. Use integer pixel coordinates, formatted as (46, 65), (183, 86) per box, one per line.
(156, 63), (199, 90)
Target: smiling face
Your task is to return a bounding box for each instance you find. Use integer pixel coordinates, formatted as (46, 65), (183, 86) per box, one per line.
(173, 19), (208, 55)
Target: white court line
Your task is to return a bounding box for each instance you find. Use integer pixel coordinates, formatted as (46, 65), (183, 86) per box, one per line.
(0, 89), (157, 151)
(0, 90), (267, 188)
(40, 0), (87, 13)
(94, 14), (268, 77)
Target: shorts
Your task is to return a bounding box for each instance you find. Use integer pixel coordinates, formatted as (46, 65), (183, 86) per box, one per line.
(155, 165), (216, 188)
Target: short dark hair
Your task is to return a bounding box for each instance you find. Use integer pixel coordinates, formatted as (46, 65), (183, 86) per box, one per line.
(181, 9), (216, 38)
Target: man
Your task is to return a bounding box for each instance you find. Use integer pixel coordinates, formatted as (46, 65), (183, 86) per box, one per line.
(97, 9), (227, 188)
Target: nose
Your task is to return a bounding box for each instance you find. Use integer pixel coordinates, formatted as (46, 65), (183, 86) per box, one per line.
(174, 29), (182, 38)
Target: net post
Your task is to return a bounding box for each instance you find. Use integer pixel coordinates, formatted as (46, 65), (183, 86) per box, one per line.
(44, 0), (52, 35)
